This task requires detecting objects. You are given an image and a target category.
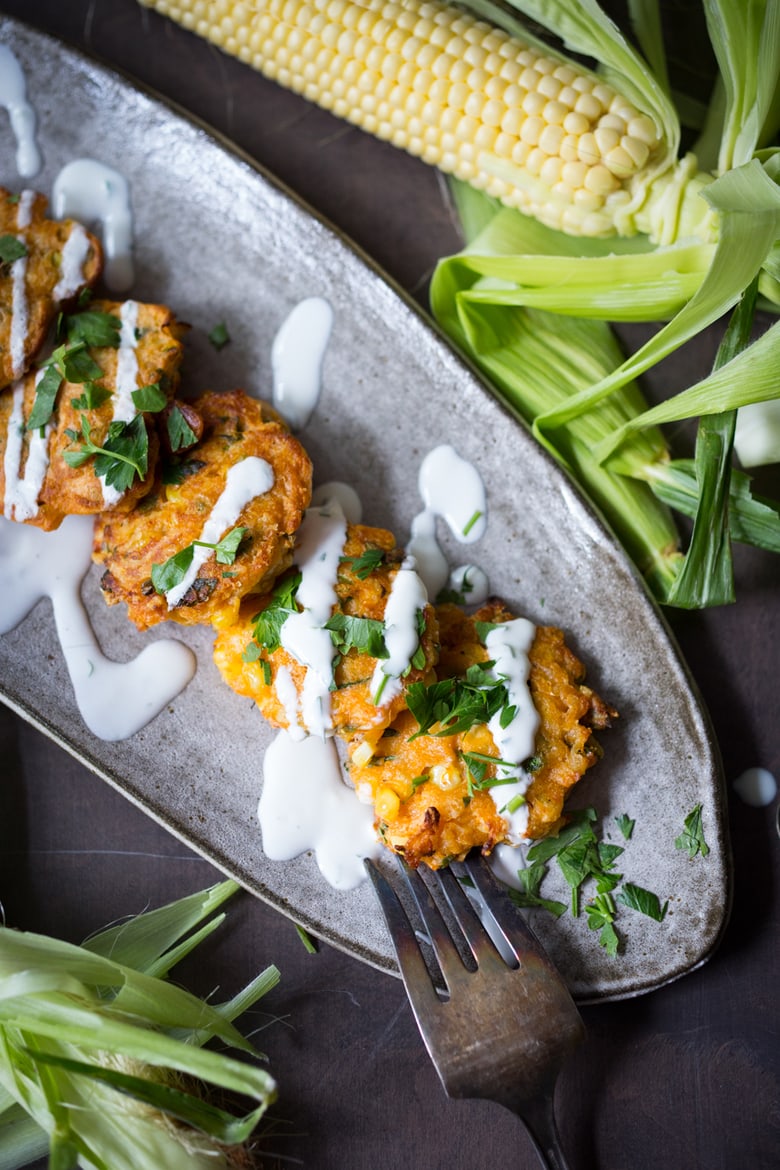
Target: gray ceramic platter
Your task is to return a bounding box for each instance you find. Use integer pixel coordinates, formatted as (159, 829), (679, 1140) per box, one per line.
(0, 17), (730, 1001)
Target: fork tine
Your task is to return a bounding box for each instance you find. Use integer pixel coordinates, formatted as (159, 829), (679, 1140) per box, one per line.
(462, 853), (558, 971)
(364, 859), (441, 1016)
(399, 860), (472, 992)
(431, 863), (512, 976)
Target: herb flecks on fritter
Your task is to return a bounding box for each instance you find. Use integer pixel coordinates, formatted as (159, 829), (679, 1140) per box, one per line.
(93, 389), (313, 630)
(213, 523), (439, 740)
(41, 300), (187, 517)
(346, 600), (617, 869)
(0, 188), (102, 390)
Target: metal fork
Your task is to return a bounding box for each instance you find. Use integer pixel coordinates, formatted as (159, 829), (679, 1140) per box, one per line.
(366, 852), (585, 1170)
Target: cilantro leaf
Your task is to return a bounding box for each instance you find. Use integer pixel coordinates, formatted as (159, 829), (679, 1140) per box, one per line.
(508, 862), (567, 917)
(208, 321), (231, 350)
(132, 382), (167, 413)
(65, 310), (121, 348)
(167, 405), (198, 452)
(0, 234), (27, 265)
(340, 547), (386, 579)
(675, 804), (710, 858)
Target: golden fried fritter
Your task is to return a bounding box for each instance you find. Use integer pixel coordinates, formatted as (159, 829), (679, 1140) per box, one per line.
(347, 599), (616, 868)
(93, 389), (313, 630)
(213, 523), (439, 738)
(40, 299), (187, 518)
(0, 372), (64, 529)
(0, 188), (102, 389)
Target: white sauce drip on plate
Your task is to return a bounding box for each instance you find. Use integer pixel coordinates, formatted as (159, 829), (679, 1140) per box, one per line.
(165, 455), (275, 608)
(52, 222), (91, 301)
(733, 767), (777, 808)
(0, 515), (195, 740)
(407, 443), (488, 599)
(271, 297), (333, 430)
(52, 159), (134, 291)
(259, 730), (382, 889)
(0, 47), (42, 178)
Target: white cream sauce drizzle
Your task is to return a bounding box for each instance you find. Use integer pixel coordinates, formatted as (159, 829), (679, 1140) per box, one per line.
(0, 47), (42, 178)
(485, 619), (539, 841)
(0, 515), (195, 740)
(52, 159), (134, 292)
(311, 480), (362, 523)
(100, 299), (141, 508)
(259, 730), (382, 889)
(407, 443), (488, 599)
(271, 297), (333, 431)
(9, 189), (34, 379)
(52, 222), (91, 301)
(165, 455), (275, 608)
(370, 558), (428, 705)
(279, 500), (347, 738)
(446, 563), (490, 606)
(3, 369), (52, 522)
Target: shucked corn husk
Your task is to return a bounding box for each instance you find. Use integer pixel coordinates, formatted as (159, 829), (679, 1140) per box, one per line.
(0, 882), (278, 1170)
(138, 0), (780, 606)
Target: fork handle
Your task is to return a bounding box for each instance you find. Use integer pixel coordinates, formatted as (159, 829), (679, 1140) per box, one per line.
(510, 1095), (574, 1170)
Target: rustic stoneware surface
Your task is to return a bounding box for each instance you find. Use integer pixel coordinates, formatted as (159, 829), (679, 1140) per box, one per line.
(0, 16), (730, 1000)
(2, 4), (778, 1170)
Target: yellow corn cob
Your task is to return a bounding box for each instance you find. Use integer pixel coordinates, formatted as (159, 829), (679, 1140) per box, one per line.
(140, 0), (714, 241)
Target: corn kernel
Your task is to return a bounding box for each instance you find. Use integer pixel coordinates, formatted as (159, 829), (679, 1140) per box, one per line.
(375, 786), (401, 821)
(430, 764), (460, 791)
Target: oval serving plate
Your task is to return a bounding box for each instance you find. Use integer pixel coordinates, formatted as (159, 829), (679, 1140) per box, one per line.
(0, 16), (730, 1001)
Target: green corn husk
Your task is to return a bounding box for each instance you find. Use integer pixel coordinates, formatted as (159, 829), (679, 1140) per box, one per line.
(0, 882), (279, 1170)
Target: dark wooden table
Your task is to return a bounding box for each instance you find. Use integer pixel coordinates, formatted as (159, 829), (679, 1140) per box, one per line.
(1, 3), (778, 1167)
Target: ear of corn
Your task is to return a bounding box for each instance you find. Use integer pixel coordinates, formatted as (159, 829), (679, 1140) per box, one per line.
(139, 0), (716, 243)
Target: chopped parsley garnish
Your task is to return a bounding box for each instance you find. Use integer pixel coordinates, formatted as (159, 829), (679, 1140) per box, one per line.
(70, 382), (112, 411)
(65, 309), (121, 348)
(208, 321), (231, 350)
(248, 572), (302, 654)
(150, 526), (247, 595)
(436, 568), (475, 606)
(674, 803), (710, 858)
(616, 882), (669, 922)
(474, 620), (499, 643)
(340, 547), (386, 579)
(131, 382), (167, 413)
(325, 613), (388, 659)
(406, 663), (509, 739)
(26, 364), (64, 431)
(63, 415), (149, 493)
(508, 862), (567, 919)
(166, 404), (199, 452)
(513, 808), (670, 956)
(0, 234), (27, 266)
(614, 813), (635, 840)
